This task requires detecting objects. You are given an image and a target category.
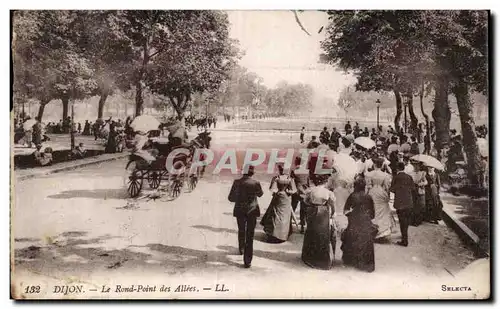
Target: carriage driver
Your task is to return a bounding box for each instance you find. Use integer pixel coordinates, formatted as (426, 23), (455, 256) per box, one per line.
(167, 120), (190, 148)
(131, 130), (157, 164)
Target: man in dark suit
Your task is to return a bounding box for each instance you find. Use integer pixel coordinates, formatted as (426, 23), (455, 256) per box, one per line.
(228, 165), (264, 268)
(390, 162), (415, 247)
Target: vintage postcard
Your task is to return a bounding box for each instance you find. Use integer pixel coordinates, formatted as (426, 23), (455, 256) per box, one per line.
(11, 10), (490, 299)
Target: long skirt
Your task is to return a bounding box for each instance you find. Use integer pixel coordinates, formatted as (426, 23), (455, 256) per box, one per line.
(425, 186), (442, 221)
(260, 192), (292, 242)
(412, 193), (425, 226)
(302, 205), (335, 270)
(369, 186), (393, 239)
(341, 217), (375, 272)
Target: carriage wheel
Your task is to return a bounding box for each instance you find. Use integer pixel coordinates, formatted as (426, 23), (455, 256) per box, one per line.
(188, 174), (198, 191)
(148, 171), (161, 189)
(125, 161), (143, 198)
(170, 179), (182, 199)
(169, 174), (184, 199)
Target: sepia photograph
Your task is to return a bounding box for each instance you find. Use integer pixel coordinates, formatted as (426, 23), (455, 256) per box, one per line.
(10, 8), (491, 300)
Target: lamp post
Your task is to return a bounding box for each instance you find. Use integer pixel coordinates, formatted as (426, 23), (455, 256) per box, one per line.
(376, 99), (381, 131)
(403, 97), (409, 134)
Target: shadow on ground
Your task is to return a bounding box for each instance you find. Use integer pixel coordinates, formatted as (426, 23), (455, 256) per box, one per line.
(48, 189), (128, 200)
(14, 230), (311, 277)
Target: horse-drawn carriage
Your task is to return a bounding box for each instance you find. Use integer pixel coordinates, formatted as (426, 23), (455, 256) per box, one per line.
(124, 115), (211, 199)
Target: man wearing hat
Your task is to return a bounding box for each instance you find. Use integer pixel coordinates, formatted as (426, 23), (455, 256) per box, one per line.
(390, 162), (415, 247)
(307, 136), (320, 149)
(319, 127), (330, 144)
(228, 165), (264, 268)
(330, 127), (341, 150)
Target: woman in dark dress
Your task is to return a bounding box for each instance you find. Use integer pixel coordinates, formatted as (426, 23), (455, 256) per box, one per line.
(105, 121), (117, 153)
(261, 164), (296, 243)
(341, 177), (375, 272)
(301, 174), (336, 270)
(424, 167), (442, 224)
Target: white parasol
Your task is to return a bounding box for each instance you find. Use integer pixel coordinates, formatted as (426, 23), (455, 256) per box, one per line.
(354, 136), (376, 149)
(411, 154), (445, 171)
(23, 119), (37, 130)
(130, 115), (161, 133)
(477, 138), (488, 157)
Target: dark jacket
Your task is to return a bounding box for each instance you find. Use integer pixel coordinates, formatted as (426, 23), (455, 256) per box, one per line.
(228, 176), (264, 217)
(390, 171), (415, 210)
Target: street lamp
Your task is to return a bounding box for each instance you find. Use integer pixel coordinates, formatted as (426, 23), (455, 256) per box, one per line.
(376, 99), (381, 131)
(403, 97), (409, 134)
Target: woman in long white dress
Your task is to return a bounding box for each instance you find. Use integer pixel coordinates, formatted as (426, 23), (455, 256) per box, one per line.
(365, 157), (393, 240)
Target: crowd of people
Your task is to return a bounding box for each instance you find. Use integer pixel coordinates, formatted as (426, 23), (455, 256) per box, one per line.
(14, 114), (131, 167)
(228, 120), (488, 272)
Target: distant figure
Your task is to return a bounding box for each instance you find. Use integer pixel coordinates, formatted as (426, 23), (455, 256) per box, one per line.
(307, 136), (320, 149)
(410, 136), (420, 155)
(228, 165), (264, 268)
(319, 127), (330, 144)
(33, 144), (53, 166)
(24, 121), (33, 148)
(32, 144), (43, 165)
(300, 127), (305, 143)
(330, 127), (341, 149)
(73, 142), (87, 159)
(32, 117), (42, 146)
(399, 135), (411, 154)
(345, 121), (352, 134)
(83, 120), (90, 135)
(78, 122), (82, 134)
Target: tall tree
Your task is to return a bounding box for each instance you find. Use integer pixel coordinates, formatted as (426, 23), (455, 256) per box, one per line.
(12, 11), (97, 121)
(117, 10), (184, 116)
(431, 11), (488, 185)
(321, 11), (441, 134)
(73, 11), (134, 119)
(146, 11), (238, 120)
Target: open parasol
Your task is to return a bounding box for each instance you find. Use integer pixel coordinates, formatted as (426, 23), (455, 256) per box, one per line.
(23, 119), (37, 130)
(354, 136), (376, 149)
(130, 115), (161, 133)
(411, 154), (445, 171)
(477, 138), (488, 157)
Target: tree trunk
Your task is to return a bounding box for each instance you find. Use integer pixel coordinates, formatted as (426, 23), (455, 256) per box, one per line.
(135, 42), (150, 117)
(97, 90), (109, 119)
(407, 96), (419, 135)
(62, 96), (69, 120)
(419, 85), (431, 154)
(37, 99), (49, 121)
(432, 78), (451, 160)
(453, 80), (482, 187)
(394, 90), (402, 132)
(169, 95), (187, 121)
(135, 81), (144, 117)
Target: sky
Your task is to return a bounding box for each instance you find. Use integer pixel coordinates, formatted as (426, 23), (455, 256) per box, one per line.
(227, 10), (356, 115)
